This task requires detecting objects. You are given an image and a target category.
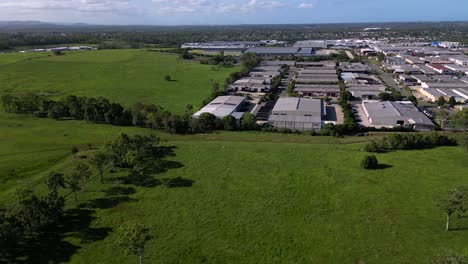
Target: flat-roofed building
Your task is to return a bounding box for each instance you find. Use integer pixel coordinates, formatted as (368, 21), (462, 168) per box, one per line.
(260, 60), (296, 66)
(193, 96), (245, 120)
(228, 78), (272, 93)
(268, 98), (325, 131)
(362, 100), (434, 131)
(339, 62), (372, 73)
(348, 85), (387, 100)
(294, 84), (341, 98)
(296, 61), (336, 68)
(245, 47), (314, 57)
(295, 74), (339, 84)
(300, 68), (337, 74)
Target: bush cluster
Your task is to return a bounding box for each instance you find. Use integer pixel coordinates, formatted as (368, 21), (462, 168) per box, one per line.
(361, 155), (379, 170)
(364, 133), (458, 153)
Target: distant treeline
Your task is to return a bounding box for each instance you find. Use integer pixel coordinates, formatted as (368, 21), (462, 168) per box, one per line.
(1, 22), (468, 51)
(1, 93), (201, 134)
(364, 133), (458, 153)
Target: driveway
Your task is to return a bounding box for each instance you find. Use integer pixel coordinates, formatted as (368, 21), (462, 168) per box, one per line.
(370, 64), (411, 97)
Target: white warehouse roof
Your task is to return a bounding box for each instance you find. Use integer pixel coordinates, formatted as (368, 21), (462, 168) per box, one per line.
(193, 96), (245, 119)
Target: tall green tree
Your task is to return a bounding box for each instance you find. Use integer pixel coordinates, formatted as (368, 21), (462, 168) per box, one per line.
(115, 221), (152, 264)
(222, 115), (237, 131)
(448, 96), (457, 108)
(437, 187), (468, 231)
(437, 96), (446, 108)
(89, 151), (112, 184)
(66, 162), (92, 200)
(240, 112), (257, 131)
(197, 112), (217, 131)
(452, 109), (468, 131)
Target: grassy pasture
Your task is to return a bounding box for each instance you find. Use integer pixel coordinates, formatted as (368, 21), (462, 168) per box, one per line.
(1, 111), (467, 263)
(0, 49), (239, 112)
(1, 49), (467, 263)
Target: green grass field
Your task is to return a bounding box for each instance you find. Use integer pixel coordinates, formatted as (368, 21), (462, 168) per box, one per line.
(0, 50), (238, 112)
(1, 49), (467, 263)
(1, 110), (467, 263)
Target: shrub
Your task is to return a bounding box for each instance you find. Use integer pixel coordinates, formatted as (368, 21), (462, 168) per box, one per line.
(361, 155), (379, 170)
(197, 112), (217, 132)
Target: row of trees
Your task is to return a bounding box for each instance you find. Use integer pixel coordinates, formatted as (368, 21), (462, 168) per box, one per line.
(0, 133), (160, 262)
(0, 172), (67, 260)
(364, 133), (458, 153)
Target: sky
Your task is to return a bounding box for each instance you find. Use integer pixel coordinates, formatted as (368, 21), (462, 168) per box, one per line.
(0, 0), (467, 25)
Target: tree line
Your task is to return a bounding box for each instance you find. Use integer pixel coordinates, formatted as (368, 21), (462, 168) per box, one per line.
(364, 133), (458, 153)
(0, 133), (171, 263)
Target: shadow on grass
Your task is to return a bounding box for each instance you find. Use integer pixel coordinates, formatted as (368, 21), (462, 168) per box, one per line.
(5, 208), (111, 263)
(5, 231), (79, 264)
(377, 164), (393, 170)
(104, 186), (137, 196)
(62, 208), (112, 244)
(163, 177), (194, 188)
(78, 196), (138, 210)
(115, 173), (162, 188)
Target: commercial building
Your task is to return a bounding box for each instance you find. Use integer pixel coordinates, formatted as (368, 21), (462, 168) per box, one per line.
(295, 74), (339, 84)
(245, 47), (314, 57)
(450, 56), (468, 66)
(361, 101), (435, 131)
(339, 62), (372, 73)
(268, 98), (325, 131)
(193, 96), (245, 120)
(294, 84), (341, 98)
(228, 78), (272, 93)
(347, 85), (387, 100)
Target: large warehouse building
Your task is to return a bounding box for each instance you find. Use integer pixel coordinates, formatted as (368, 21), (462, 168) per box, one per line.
(362, 100), (435, 131)
(268, 98), (325, 131)
(192, 96), (245, 121)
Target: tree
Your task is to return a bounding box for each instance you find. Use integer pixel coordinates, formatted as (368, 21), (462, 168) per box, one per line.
(71, 146), (79, 158)
(44, 172), (66, 223)
(437, 187), (468, 231)
(432, 250), (468, 264)
(451, 109), (468, 131)
(407, 95), (418, 106)
(53, 50), (64, 56)
(377, 52), (385, 62)
(164, 75), (171, 82)
(361, 155), (379, 170)
(460, 133), (468, 152)
(436, 110), (449, 129)
(437, 96), (446, 108)
(240, 112), (257, 131)
(115, 221), (152, 264)
(197, 112), (217, 131)
(89, 151), (112, 184)
(211, 81), (220, 95)
(448, 96), (457, 107)
(66, 169), (82, 201)
(378, 92), (390, 101)
(222, 115), (237, 131)
(45, 172), (66, 191)
(448, 96), (457, 108)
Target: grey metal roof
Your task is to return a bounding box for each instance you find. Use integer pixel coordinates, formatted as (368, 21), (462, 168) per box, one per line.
(193, 96), (244, 118)
(272, 98), (323, 114)
(268, 114), (322, 123)
(362, 101), (434, 128)
(245, 47), (299, 54)
(294, 84), (340, 92)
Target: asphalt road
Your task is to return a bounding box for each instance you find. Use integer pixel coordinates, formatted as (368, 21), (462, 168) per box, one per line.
(370, 63), (411, 97)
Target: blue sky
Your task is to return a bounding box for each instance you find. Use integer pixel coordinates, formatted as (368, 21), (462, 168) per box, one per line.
(0, 0), (467, 25)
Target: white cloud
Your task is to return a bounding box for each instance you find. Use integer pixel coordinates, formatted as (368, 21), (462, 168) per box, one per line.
(152, 0), (288, 14)
(298, 2), (315, 9)
(0, 0), (134, 13)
